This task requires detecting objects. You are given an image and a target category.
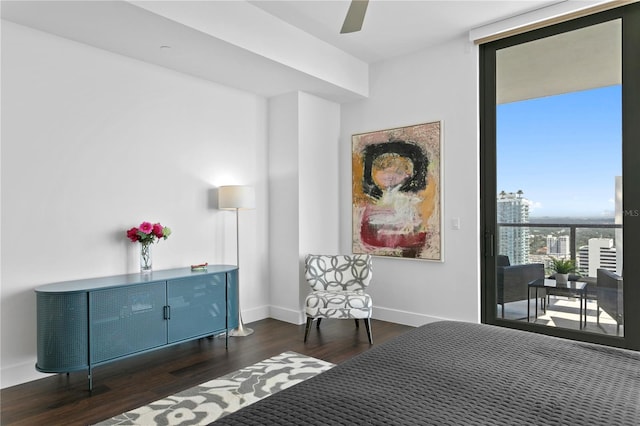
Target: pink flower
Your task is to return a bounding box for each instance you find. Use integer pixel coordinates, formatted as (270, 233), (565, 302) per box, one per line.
(152, 223), (164, 238)
(139, 222), (153, 234)
(127, 221), (170, 244)
(126, 227), (140, 242)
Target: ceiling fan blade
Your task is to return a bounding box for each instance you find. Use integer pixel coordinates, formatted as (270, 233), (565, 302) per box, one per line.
(340, 0), (369, 34)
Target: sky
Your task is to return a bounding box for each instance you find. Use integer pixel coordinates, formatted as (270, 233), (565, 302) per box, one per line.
(497, 85), (622, 218)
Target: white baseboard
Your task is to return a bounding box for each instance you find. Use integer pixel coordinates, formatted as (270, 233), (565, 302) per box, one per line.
(240, 304), (305, 325)
(1, 360), (51, 389)
(244, 304), (449, 328)
(372, 306), (448, 327)
(268, 305), (305, 325)
(241, 304), (270, 324)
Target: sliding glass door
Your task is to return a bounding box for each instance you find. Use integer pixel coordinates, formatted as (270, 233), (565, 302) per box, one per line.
(481, 3), (640, 350)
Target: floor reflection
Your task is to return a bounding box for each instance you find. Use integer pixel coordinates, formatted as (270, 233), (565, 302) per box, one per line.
(500, 297), (623, 336)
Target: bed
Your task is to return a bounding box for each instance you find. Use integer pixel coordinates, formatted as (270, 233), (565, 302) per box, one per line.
(212, 321), (640, 425)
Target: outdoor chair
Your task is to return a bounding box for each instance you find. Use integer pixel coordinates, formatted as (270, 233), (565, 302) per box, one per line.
(596, 268), (623, 333)
(497, 255), (545, 318)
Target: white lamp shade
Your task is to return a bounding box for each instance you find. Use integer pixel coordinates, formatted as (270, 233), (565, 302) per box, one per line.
(218, 185), (255, 209)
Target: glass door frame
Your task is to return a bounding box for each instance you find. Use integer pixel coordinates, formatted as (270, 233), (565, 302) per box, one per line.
(480, 2), (640, 350)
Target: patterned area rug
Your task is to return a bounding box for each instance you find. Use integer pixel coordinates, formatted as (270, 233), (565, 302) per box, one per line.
(94, 351), (334, 426)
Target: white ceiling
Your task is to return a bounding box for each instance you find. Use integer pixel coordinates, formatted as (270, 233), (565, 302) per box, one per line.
(0, 0), (613, 102)
(248, 0), (564, 63)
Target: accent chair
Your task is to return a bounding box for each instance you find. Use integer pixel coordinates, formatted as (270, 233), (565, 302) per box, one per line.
(303, 254), (373, 344)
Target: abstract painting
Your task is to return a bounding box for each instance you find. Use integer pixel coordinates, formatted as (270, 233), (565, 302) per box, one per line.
(352, 121), (442, 260)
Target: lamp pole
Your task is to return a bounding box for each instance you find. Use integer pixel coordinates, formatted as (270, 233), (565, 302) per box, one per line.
(229, 206), (253, 336)
(218, 185), (255, 337)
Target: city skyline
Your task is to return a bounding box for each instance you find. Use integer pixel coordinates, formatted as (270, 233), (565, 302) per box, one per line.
(497, 85), (621, 218)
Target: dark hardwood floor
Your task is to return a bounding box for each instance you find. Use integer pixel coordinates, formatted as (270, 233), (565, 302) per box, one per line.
(1, 318), (413, 425)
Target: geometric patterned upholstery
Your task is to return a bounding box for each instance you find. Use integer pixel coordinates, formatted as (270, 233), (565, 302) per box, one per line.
(305, 254), (373, 292)
(304, 290), (372, 319)
(304, 254), (373, 343)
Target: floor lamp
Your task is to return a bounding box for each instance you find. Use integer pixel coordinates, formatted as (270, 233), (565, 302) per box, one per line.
(218, 185), (255, 337)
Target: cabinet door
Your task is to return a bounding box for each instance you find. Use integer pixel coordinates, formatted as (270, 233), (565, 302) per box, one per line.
(90, 282), (166, 363)
(36, 292), (88, 372)
(167, 273), (226, 343)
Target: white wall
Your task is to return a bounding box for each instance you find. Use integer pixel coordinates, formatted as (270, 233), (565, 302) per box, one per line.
(268, 91), (341, 324)
(340, 36), (481, 326)
(268, 92), (302, 323)
(0, 21), (270, 388)
(298, 92), (341, 311)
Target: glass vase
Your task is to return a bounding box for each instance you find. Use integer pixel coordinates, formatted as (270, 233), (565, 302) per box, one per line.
(140, 242), (153, 273)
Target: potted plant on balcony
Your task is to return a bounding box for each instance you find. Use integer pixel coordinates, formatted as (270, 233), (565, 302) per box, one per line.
(550, 257), (576, 284)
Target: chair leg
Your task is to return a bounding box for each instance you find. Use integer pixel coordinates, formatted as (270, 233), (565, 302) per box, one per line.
(354, 319), (359, 328)
(316, 318), (322, 329)
(304, 317), (313, 343)
(364, 318), (373, 344)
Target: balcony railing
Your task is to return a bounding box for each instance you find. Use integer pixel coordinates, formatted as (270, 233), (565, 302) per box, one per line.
(497, 222), (622, 276)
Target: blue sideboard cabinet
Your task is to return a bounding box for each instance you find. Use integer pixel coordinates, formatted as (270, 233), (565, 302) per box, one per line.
(35, 266), (238, 390)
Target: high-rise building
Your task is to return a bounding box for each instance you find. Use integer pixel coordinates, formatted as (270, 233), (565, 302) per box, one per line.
(577, 238), (618, 277)
(578, 245), (589, 274)
(547, 235), (570, 256)
(497, 190), (531, 265)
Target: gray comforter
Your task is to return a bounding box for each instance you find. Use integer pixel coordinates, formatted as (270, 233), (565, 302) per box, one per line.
(212, 321), (640, 425)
